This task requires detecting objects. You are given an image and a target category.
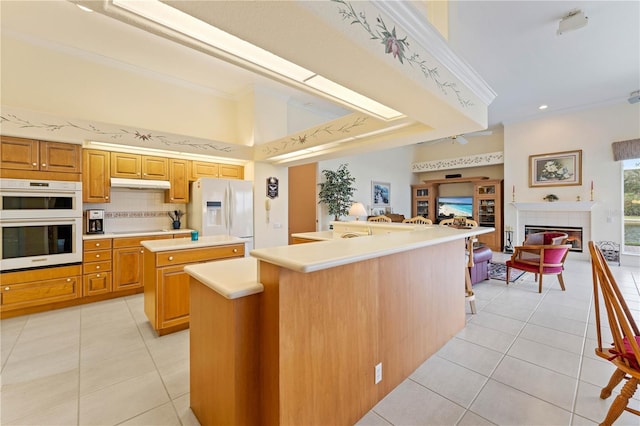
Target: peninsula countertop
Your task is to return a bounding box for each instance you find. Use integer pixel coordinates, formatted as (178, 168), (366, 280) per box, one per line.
(252, 225), (493, 273)
(141, 234), (245, 252)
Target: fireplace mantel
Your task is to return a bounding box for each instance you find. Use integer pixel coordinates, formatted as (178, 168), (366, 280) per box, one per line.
(511, 201), (596, 212)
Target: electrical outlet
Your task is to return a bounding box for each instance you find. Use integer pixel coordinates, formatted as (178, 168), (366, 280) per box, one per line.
(375, 363), (382, 384)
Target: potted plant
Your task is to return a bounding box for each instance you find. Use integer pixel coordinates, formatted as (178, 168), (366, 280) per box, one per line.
(318, 163), (356, 221)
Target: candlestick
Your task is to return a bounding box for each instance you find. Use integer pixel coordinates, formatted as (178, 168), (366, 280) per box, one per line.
(512, 185), (515, 202)
(591, 180), (593, 191)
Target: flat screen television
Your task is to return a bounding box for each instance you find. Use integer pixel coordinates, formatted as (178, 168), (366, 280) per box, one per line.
(437, 196), (473, 219)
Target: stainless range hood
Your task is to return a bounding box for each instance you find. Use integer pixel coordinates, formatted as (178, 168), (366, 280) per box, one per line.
(110, 178), (171, 190)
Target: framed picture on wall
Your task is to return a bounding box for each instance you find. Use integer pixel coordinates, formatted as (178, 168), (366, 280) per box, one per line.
(372, 181), (391, 207)
(529, 150), (582, 187)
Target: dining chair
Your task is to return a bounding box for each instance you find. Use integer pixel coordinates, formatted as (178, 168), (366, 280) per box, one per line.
(589, 241), (640, 425)
(439, 218), (477, 227)
(505, 244), (571, 293)
(402, 216), (432, 225)
(367, 215), (392, 223)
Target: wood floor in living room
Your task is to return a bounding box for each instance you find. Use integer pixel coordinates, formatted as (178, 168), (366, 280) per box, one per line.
(1, 253), (639, 425)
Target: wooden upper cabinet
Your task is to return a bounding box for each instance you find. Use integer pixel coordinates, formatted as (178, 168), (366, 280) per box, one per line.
(189, 160), (219, 180)
(111, 152), (141, 178)
(219, 164), (243, 180)
(166, 159), (189, 203)
(142, 155), (169, 180)
(40, 142), (81, 173)
(189, 160), (244, 181)
(111, 152), (168, 180)
(0, 136), (39, 170)
(83, 149), (110, 203)
(0, 136), (80, 173)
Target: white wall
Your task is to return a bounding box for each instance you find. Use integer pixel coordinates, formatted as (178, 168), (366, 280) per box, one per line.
(503, 101), (640, 265)
(317, 146), (414, 230)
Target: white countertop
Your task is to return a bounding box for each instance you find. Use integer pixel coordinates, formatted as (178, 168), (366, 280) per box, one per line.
(291, 231), (334, 241)
(184, 257), (263, 300)
(141, 234), (244, 252)
(83, 229), (193, 240)
(253, 225), (493, 273)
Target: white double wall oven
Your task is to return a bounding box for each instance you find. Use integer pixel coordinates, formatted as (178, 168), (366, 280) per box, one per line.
(0, 178), (83, 271)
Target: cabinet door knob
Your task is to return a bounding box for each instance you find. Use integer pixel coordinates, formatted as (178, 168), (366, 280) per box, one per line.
(32, 162), (37, 166)
(67, 278), (71, 282)
(96, 243), (100, 247)
(168, 256), (174, 261)
(41, 163), (47, 167)
(105, 196), (109, 199)
(96, 274), (100, 278)
(96, 265), (100, 269)
(140, 250), (144, 253)
(4, 287), (9, 291)
(95, 254), (100, 258)
(233, 248), (238, 253)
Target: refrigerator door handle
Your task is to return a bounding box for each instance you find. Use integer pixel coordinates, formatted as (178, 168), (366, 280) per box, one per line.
(224, 186), (230, 231)
(228, 185), (233, 230)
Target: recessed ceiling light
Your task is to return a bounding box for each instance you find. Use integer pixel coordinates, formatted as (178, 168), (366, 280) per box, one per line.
(539, 105), (548, 110)
(76, 4), (93, 12)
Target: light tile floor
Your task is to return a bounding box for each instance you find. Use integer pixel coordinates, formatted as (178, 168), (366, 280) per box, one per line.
(1, 254), (639, 425)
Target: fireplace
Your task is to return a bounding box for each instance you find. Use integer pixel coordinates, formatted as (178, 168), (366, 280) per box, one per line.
(524, 225), (583, 252)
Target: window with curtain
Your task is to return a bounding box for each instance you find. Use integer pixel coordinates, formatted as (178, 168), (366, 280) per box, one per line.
(623, 158), (640, 254)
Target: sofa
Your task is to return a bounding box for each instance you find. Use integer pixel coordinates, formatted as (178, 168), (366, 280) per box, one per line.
(469, 246), (493, 285)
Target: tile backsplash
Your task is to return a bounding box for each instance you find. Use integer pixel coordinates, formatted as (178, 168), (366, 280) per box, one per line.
(84, 188), (188, 233)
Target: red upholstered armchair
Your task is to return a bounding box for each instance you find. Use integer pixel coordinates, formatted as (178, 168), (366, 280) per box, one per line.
(506, 244), (571, 293)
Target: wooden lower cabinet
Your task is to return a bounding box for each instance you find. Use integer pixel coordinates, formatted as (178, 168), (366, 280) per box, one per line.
(83, 238), (113, 296)
(157, 265), (191, 330)
(1, 265), (82, 314)
(112, 235), (168, 293)
(113, 246), (145, 292)
(144, 243), (245, 335)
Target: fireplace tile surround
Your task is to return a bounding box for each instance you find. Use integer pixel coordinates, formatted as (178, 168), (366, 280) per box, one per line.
(512, 202), (595, 259)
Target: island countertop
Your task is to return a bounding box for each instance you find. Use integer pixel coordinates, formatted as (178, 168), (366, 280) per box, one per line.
(141, 234), (244, 252)
(251, 225), (493, 273)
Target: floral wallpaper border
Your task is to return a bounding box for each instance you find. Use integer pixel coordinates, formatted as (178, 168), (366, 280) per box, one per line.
(332, 0), (472, 107)
(0, 106), (253, 159)
(411, 151), (504, 172)
(258, 113), (376, 158)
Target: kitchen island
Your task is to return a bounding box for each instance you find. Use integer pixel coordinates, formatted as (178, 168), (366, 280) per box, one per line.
(186, 224), (492, 425)
(141, 234), (245, 335)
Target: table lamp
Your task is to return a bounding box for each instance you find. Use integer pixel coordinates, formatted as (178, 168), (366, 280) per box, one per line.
(348, 202), (367, 220)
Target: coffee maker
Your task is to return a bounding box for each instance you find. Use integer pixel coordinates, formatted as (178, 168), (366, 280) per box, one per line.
(85, 209), (104, 234)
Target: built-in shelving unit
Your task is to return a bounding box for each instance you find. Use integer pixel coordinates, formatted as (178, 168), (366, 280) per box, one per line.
(411, 176), (503, 251)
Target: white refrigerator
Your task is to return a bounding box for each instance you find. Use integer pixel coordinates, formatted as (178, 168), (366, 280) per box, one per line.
(188, 178), (254, 253)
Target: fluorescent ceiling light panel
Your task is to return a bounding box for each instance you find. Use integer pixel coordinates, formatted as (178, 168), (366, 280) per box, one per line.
(305, 75), (403, 120)
(112, 0), (402, 121)
(113, 0), (315, 82)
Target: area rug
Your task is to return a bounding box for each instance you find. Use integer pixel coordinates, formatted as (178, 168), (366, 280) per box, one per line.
(489, 262), (526, 282)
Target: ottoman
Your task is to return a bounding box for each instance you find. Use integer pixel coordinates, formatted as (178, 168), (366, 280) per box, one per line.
(469, 246), (492, 285)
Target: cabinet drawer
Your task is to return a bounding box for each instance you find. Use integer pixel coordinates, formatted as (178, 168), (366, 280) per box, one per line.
(83, 239), (112, 250)
(84, 249), (112, 262)
(1, 276), (81, 308)
(83, 272), (112, 296)
(83, 260), (112, 274)
(156, 244), (244, 267)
